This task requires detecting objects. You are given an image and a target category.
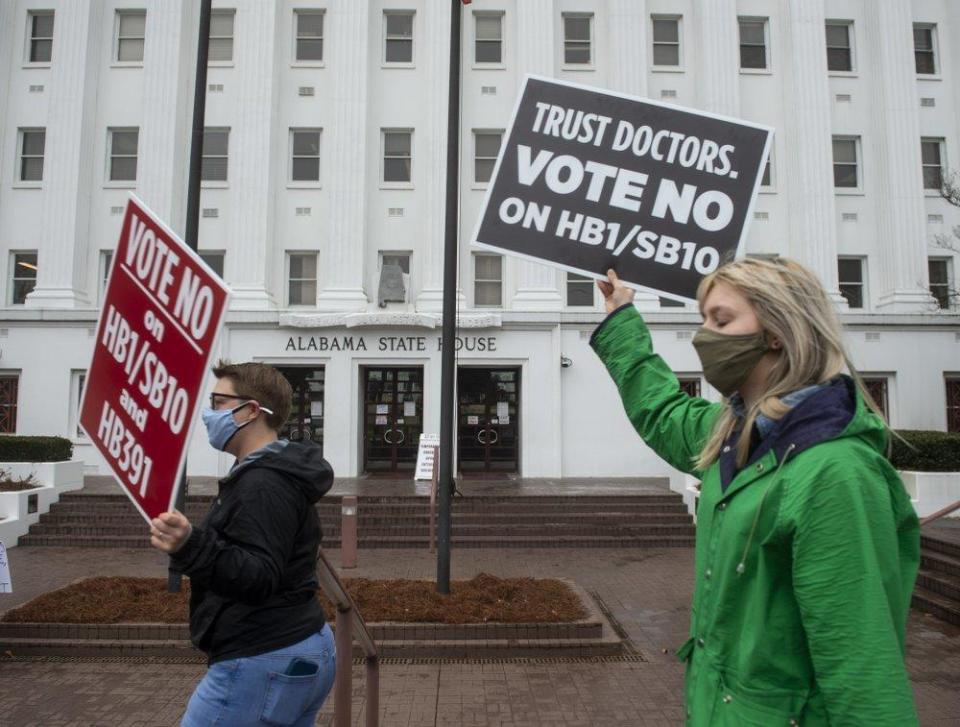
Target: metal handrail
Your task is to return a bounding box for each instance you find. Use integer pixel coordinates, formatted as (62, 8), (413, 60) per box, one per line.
(316, 548), (379, 727)
(920, 499), (960, 527)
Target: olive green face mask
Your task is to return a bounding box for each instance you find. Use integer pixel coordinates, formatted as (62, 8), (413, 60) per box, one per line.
(691, 328), (771, 398)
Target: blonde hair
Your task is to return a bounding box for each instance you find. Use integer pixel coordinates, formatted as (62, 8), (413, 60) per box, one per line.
(694, 257), (884, 471)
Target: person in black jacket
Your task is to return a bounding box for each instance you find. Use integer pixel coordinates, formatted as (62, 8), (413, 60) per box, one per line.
(150, 361), (335, 727)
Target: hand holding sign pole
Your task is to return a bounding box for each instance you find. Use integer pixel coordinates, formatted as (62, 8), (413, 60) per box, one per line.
(472, 76), (773, 301)
(79, 195), (230, 525)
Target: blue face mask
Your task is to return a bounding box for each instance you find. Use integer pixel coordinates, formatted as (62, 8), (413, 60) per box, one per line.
(201, 401), (274, 452)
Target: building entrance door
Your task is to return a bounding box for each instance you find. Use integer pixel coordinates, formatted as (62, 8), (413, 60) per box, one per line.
(457, 367), (519, 474)
(276, 366), (325, 453)
(363, 367), (423, 474)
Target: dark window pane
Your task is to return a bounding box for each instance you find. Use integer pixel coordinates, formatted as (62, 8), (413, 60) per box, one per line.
(293, 132), (320, 156)
(13, 279), (36, 304)
(208, 37), (233, 62)
(119, 12), (146, 37)
(210, 12), (233, 36)
(834, 164), (858, 188)
(21, 157), (43, 181)
(475, 158), (495, 183)
(200, 253), (224, 277)
(22, 132), (45, 156)
(33, 13), (54, 38)
(838, 258), (863, 283)
(913, 28), (932, 51)
(761, 160), (771, 186)
(385, 39), (412, 63)
(201, 157), (228, 181)
(825, 24), (849, 48)
(928, 260), (948, 285)
(203, 130), (229, 155)
(475, 133), (501, 157)
(110, 157), (137, 181)
(292, 158), (319, 181)
(832, 139), (856, 163)
(915, 51), (935, 74)
(384, 133), (411, 156)
(298, 12), (324, 37)
(475, 16), (500, 41)
(384, 158), (411, 182)
(839, 284), (863, 309)
(565, 17), (590, 41)
(921, 142), (941, 165)
(566, 275), (593, 306)
(386, 13), (413, 37)
(923, 166), (943, 190)
(112, 131), (138, 155)
(827, 47), (851, 72)
(653, 44), (679, 66)
(475, 281), (501, 306)
(297, 38), (323, 61)
(565, 44), (591, 64)
(659, 296), (685, 307)
(739, 21), (765, 44)
(740, 45), (766, 69)
(653, 19), (678, 43)
(475, 40), (501, 63)
(30, 38), (52, 63)
(475, 256), (501, 280)
(118, 38), (144, 62)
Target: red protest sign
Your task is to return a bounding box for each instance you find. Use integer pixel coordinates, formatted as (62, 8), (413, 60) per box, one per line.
(79, 195), (230, 524)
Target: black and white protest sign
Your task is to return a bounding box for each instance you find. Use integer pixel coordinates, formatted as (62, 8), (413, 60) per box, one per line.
(472, 76), (773, 301)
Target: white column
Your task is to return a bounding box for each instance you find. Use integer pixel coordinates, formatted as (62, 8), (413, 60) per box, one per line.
(779, 0), (845, 305)
(693, 0), (740, 117)
(606, 0), (659, 310)
(416, 1), (458, 311)
(511, 0), (562, 311)
(866, 1), (936, 311)
(316, 0), (370, 311)
(226, 1), (280, 310)
(138, 1), (194, 233)
(26, 0), (101, 309)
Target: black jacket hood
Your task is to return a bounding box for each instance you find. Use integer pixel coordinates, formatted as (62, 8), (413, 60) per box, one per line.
(223, 440), (333, 504)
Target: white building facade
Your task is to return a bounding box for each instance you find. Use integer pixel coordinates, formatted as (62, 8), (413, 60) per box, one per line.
(1, 0), (959, 480)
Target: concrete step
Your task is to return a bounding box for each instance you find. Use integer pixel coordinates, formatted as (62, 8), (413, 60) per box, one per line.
(58, 492), (683, 505)
(912, 585), (960, 627)
(921, 534), (960, 561)
(921, 549), (960, 579)
(916, 568), (960, 603)
(18, 533), (695, 549)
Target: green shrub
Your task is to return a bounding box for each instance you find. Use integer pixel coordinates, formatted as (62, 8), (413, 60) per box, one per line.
(0, 436), (73, 463)
(890, 430), (960, 472)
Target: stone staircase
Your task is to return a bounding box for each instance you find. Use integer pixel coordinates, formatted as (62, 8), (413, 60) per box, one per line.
(20, 491), (696, 549)
(912, 532), (960, 626)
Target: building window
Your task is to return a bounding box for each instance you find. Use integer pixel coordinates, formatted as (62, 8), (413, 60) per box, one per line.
(838, 257), (865, 309)
(474, 12), (503, 64)
(99, 250), (114, 300)
(18, 129), (45, 183)
(71, 370), (87, 439)
(678, 377), (701, 398)
(108, 128), (139, 182)
(0, 375), (18, 433)
(832, 137), (859, 189)
(116, 10), (146, 63)
(11, 252), (38, 305)
(861, 377), (889, 421)
(199, 251), (224, 278)
(825, 21), (853, 72)
(946, 376), (960, 433)
(929, 258), (953, 310)
(384, 11), (414, 64)
(290, 129), (321, 182)
(566, 273), (594, 307)
(761, 149), (774, 188)
(921, 138), (945, 191)
(473, 130), (502, 184)
(563, 13), (592, 65)
(474, 254), (502, 307)
(382, 129), (412, 184)
(913, 24), (937, 75)
(28, 11), (54, 63)
(294, 10), (324, 62)
(738, 18), (768, 70)
(208, 9), (235, 63)
(287, 253), (317, 306)
(201, 128), (229, 182)
(659, 297), (685, 308)
(652, 16), (680, 67)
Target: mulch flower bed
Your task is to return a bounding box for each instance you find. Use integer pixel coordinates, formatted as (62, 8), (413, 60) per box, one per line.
(0, 476), (42, 492)
(2, 573), (586, 625)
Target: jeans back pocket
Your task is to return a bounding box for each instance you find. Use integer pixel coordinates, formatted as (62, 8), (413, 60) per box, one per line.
(259, 667), (319, 726)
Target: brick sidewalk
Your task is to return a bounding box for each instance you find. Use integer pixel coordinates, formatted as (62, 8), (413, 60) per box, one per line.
(1, 546), (958, 726)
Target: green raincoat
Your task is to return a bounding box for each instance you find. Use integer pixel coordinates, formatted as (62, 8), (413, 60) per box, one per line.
(591, 305), (920, 726)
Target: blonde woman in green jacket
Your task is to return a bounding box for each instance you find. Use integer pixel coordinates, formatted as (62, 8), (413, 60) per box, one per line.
(591, 258), (919, 726)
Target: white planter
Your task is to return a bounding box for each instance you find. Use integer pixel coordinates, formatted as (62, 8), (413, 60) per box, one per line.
(0, 460), (85, 548)
(898, 471), (960, 520)
(669, 470), (701, 523)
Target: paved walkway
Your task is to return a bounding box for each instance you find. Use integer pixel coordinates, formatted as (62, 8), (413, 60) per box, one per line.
(1, 544), (958, 726)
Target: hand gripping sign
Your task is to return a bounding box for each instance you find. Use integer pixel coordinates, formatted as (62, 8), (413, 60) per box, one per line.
(79, 195), (230, 524)
(472, 75), (773, 302)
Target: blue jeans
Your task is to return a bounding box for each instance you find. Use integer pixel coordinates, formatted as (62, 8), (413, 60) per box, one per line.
(181, 625), (336, 727)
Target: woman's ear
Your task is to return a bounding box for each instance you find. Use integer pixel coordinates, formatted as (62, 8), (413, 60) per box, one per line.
(771, 338), (783, 350)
